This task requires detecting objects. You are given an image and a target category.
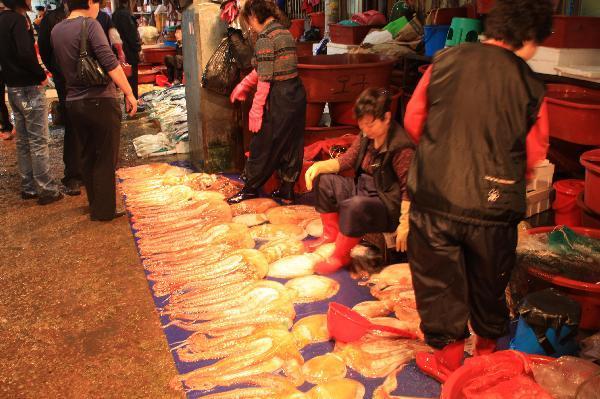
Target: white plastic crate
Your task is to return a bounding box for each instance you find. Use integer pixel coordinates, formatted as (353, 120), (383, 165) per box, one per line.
(526, 187), (553, 218)
(527, 160), (555, 192)
(528, 47), (600, 75)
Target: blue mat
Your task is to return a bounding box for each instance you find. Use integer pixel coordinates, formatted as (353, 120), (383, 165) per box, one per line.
(123, 162), (441, 398)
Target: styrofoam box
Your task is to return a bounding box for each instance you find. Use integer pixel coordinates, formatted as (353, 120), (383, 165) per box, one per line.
(526, 187), (552, 218)
(527, 159), (555, 192)
(527, 47), (600, 75)
(327, 42), (359, 55)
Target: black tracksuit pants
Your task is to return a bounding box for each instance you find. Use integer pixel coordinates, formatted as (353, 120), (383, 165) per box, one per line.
(66, 98), (121, 220)
(244, 77), (306, 190)
(408, 207), (518, 349)
(54, 73), (83, 185)
(315, 173), (397, 237)
(0, 77), (12, 132)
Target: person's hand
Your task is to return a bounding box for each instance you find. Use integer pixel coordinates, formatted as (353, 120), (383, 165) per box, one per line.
(125, 93), (137, 117)
(395, 221), (409, 252)
(304, 163), (321, 191)
(230, 82), (249, 103)
(248, 106), (263, 133)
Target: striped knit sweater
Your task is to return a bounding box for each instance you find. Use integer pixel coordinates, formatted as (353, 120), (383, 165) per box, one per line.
(254, 20), (298, 82)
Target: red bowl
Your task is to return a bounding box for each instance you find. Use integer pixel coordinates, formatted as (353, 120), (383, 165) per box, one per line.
(329, 87), (402, 126)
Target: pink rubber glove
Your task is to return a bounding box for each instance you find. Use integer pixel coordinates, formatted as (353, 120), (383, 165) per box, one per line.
(230, 70), (259, 103)
(248, 80), (270, 133)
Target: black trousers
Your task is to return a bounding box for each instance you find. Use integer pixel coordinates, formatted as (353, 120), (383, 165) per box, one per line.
(54, 73), (83, 184)
(164, 55), (183, 82)
(66, 98), (121, 220)
(127, 63), (139, 99)
(0, 78), (13, 132)
(407, 207), (518, 349)
(315, 173), (397, 237)
(244, 77), (306, 190)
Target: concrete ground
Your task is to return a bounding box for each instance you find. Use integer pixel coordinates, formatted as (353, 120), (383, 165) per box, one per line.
(0, 107), (187, 398)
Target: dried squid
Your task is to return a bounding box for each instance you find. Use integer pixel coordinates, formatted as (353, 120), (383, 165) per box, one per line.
(291, 314), (330, 349)
(302, 353), (347, 385)
(259, 238), (305, 263)
(352, 301), (393, 318)
(307, 379), (365, 399)
(334, 335), (429, 378)
(285, 276), (340, 303)
(250, 223), (307, 241)
(267, 254), (322, 279)
(372, 365), (426, 399)
(176, 327), (293, 362)
(266, 205), (319, 226)
(233, 213), (269, 227)
(306, 218), (323, 237)
(230, 198), (280, 216)
(314, 243), (336, 259)
(173, 331), (304, 391)
(186, 374), (306, 399)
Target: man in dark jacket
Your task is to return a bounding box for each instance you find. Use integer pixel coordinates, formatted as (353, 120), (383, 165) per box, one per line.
(112, 0), (141, 98)
(403, 0), (553, 383)
(0, 0), (62, 204)
(38, 1), (82, 195)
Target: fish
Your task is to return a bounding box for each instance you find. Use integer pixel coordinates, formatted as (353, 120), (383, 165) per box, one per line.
(233, 213), (269, 227)
(306, 218), (323, 238)
(259, 238), (306, 264)
(352, 301), (393, 318)
(230, 198), (280, 216)
(116, 163), (190, 180)
(285, 276), (340, 303)
(302, 354), (347, 385)
(266, 205), (319, 226)
(250, 223), (307, 241)
(267, 254), (323, 279)
(307, 379), (366, 399)
(361, 263), (413, 292)
(291, 314), (330, 349)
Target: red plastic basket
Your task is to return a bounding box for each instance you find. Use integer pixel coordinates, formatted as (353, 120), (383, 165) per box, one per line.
(329, 23), (384, 45)
(525, 226), (600, 330)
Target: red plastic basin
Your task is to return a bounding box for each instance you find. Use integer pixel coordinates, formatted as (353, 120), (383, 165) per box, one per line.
(329, 86), (402, 126)
(526, 226), (600, 330)
(580, 149), (600, 215)
(298, 54), (394, 103)
(142, 46), (176, 64)
(306, 103), (325, 127)
(577, 192), (600, 229)
(545, 84), (600, 146)
(542, 16), (600, 49)
(304, 125), (360, 146)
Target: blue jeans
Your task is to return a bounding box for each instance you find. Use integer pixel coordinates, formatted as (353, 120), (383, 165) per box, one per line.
(7, 86), (58, 195)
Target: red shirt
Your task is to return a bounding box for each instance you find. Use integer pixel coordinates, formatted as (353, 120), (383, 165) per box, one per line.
(404, 61), (549, 180)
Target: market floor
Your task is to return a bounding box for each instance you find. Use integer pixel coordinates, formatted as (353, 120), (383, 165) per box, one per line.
(0, 114), (187, 398)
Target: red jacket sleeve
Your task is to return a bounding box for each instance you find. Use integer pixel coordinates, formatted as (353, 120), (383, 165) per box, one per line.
(525, 100), (550, 179)
(404, 65), (432, 144)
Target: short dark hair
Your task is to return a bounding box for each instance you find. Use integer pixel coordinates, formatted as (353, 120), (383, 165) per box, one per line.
(3, 0), (30, 11)
(67, 0), (100, 11)
(35, 5), (45, 11)
(242, 0), (289, 27)
(484, 0), (554, 48)
(354, 88), (392, 121)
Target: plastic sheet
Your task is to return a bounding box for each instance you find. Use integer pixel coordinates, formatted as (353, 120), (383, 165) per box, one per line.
(580, 332), (600, 362)
(532, 356), (600, 399)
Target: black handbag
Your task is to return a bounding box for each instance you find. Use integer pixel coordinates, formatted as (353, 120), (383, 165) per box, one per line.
(76, 18), (111, 87)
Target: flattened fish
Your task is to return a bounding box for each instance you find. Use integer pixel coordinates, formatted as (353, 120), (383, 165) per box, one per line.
(250, 223), (307, 241)
(259, 239), (306, 264)
(230, 198), (280, 216)
(266, 205), (319, 226)
(291, 314), (330, 349)
(267, 254), (321, 279)
(363, 263), (413, 291)
(233, 213), (268, 227)
(302, 353), (347, 385)
(307, 379), (365, 399)
(285, 276), (340, 303)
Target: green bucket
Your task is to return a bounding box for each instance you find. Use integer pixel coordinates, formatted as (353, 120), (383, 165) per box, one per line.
(445, 17), (482, 47)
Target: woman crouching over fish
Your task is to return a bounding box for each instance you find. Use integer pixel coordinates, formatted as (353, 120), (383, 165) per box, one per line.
(304, 89), (415, 274)
(228, 0), (307, 205)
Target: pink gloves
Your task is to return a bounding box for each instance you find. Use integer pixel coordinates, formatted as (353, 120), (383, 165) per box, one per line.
(230, 70), (258, 103)
(249, 81), (270, 133)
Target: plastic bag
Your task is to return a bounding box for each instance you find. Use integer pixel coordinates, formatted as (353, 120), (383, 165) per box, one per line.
(227, 28), (253, 71)
(201, 36), (240, 95)
(532, 356), (600, 399)
(580, 333), (600, 362)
